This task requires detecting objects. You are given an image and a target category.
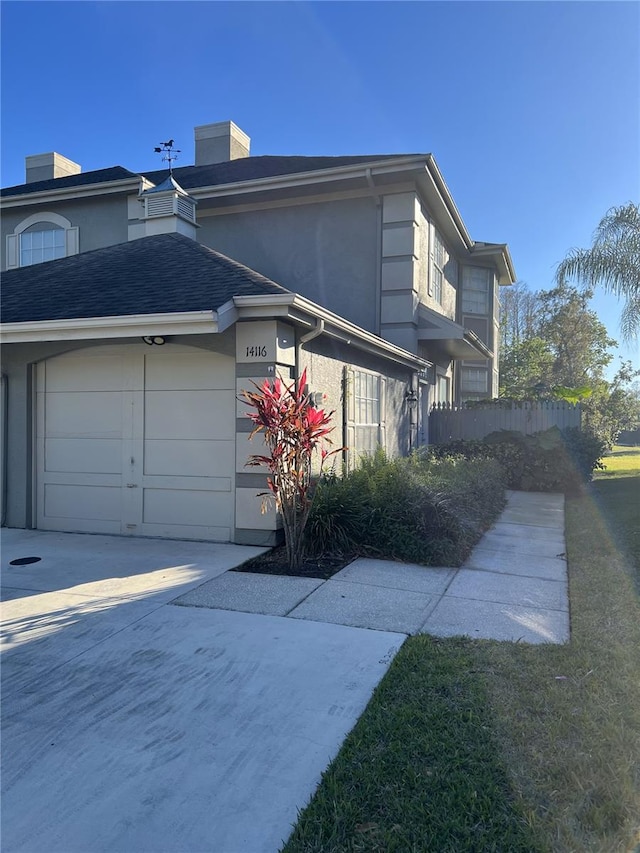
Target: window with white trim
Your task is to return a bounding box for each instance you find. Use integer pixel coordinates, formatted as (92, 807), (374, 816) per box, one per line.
(5, 212), (79, 270)
(432, 229), (445, 305)
(345, 367), (386, 465)
(462, 266), (490, 314)
(461, 367), (488, 393)
(20, 226), (66, 266)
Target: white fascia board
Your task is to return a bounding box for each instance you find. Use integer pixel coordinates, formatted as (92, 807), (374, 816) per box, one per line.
(233, 293), (429, 370)
(1, 310), (217, 343)
(0, 177), (143, 208)
(186, 156), (430, 200)
(424, 156), (473, 248)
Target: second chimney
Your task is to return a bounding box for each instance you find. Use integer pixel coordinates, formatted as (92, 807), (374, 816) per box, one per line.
(26, 152), (81, 183)
(194, 121), (250, 166)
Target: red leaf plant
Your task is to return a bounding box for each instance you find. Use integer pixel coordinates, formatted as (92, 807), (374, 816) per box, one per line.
(240, 369), (342, 570)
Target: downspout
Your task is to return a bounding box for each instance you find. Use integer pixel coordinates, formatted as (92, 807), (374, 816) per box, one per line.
(297, 319), (326, 391)
(299, 318), (325, 346)
(365, 168), (383, 335)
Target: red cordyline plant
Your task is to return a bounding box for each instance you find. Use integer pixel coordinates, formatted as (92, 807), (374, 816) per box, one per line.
(240, 368), (342, 570)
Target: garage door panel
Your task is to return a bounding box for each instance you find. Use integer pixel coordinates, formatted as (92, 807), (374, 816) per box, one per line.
(45, 356), (129, 392)
(45, 393), (123, 438)
(144, 352), (234, 390)
(43, 484), (121, 522)
(144, 439), (235, 478)
(38, 347), (235, 542)
(45, 439), (122, 475)
(142, 488), (233, 527)
(144, 390), (235, 440)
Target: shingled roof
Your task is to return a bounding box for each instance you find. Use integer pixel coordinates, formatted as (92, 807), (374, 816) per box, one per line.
(1, 154), (423, 198)
(1, 233), (290, 323)
(1, 166), (140, 198)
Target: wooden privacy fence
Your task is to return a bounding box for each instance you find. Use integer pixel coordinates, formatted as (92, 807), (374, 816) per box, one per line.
(429, 401), (581, 444)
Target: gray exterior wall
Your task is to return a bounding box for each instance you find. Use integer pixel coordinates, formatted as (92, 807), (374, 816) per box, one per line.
(1, 195), (129, 271)
(197, 197), (379, 333)
(299, 336), (414, 463)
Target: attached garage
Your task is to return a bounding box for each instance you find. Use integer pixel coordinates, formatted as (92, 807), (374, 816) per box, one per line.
(36, 344), (236, 541)
(1, 232), (426, 546)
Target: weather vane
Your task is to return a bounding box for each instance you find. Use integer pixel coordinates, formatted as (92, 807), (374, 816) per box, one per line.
(153, 139), (181, 174)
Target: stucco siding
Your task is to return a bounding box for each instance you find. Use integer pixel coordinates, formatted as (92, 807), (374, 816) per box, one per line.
(197, 197), (379, 332)
(2, 196), (129, 271)
(299, 337), (413, 465)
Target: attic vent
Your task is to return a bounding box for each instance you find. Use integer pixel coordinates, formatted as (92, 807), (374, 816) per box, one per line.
(146, 195), (174, 218)
(177, 196), (195, 222)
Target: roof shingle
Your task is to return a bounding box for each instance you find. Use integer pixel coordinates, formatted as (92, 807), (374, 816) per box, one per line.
(1, 233), (290, 323)
(1, 154), (424, 198)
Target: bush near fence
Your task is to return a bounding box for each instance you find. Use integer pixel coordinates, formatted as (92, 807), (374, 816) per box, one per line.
(429, 400), (581, 444)
(425, 427), (606, 493)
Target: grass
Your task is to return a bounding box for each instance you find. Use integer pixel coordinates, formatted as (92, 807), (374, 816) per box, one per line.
(595, 444), (640, 478)
(283, 477), (640, 852)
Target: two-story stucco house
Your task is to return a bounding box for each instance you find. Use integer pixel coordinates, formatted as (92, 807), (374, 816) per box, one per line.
(0, 120), (515, 546)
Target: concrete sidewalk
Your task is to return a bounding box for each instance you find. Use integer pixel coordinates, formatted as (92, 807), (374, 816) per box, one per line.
(177, 490), (571, 644)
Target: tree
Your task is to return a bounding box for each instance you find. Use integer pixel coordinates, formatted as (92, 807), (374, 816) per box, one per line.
(499, 337), (554, 399)
(240, 369), (341, 570)
(538, 283), (616, 388)
(500, 280), (541, 350)
(500, 282), (615, 397)
(582, 361), (640, 446)
(555, 202), (640, 340)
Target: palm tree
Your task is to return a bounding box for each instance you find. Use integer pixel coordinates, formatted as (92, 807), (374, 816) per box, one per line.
(556, 202), (640, 341)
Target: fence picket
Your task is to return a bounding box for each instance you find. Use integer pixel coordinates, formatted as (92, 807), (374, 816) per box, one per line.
(428, 401), (581, 444)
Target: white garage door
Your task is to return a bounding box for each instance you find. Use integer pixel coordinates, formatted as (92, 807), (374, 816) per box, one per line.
(36, 344), (236, 541)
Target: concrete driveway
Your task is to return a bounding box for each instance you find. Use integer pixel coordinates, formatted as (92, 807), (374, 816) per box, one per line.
(1, 529), (403, 853)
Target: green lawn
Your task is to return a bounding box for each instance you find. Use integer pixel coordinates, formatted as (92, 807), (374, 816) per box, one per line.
(595, 444), (640, 478)
(283, 476), (640, 852)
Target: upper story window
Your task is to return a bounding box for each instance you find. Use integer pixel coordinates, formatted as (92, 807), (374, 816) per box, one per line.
(5, 212), (79, 270)
(20, 226), (66, 266)
(462, 266), (491, 314)
(432, 229), (445, 305)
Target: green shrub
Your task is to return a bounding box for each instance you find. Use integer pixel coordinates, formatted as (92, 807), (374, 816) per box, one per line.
(427, 427), (606, 493)
(305, 450), (506, 566)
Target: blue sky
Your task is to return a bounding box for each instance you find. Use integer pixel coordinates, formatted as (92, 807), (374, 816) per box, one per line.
(2, 1), (638, 374)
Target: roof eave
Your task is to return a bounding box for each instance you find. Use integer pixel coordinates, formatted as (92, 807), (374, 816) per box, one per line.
(182, 155), (432, 200)
(0, 310), (218, 343)
(232, 293), (429, 370)
(0, 176), (144, 207)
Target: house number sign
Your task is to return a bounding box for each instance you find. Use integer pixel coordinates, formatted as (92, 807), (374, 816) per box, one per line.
(245, 345), (268, 358)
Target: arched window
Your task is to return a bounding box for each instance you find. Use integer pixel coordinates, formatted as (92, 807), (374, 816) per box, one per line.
(5, 212), (79, 269)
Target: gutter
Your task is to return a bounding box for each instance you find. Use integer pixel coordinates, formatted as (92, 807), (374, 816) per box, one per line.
(0, 177), (144, 207)
(0, 310), (217, 343)
(183, 155), (431, 200)
(233, 293), (430, 371)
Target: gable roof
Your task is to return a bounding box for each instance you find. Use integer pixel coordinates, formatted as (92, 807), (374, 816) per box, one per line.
(1, 154), (422, 198)
(1, 233), (290, 323)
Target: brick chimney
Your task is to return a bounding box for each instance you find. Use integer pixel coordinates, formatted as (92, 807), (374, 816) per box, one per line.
(194, 121), (250, 166)
(25, 152), (81, 183)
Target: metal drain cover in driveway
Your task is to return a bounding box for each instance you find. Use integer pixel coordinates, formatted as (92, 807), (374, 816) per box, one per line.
(8, 557), (42, 566)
